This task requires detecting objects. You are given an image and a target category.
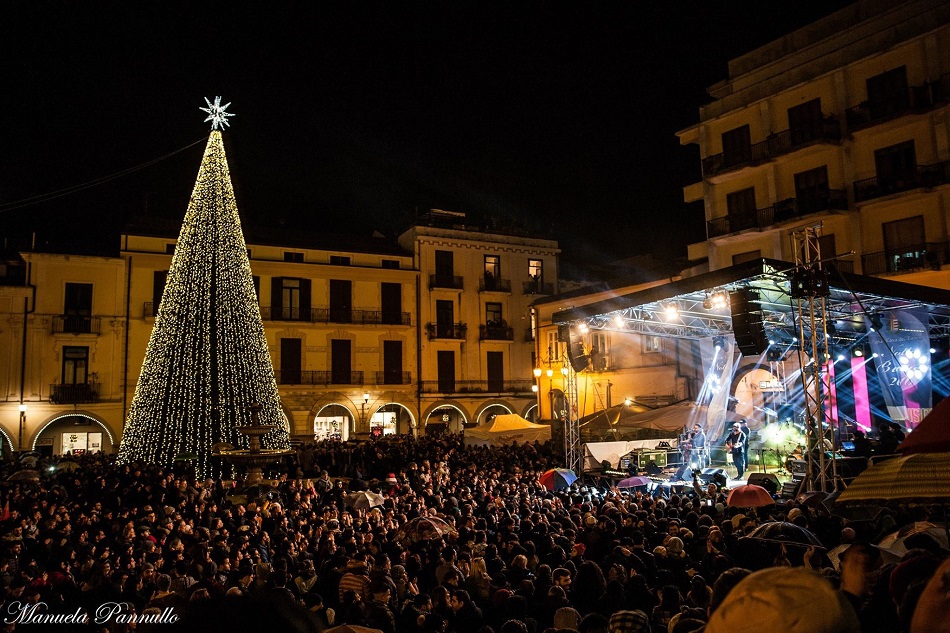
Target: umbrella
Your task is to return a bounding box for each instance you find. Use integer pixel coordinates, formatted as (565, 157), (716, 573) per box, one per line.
(345, 491), (386, 510)
(212, 442), (236, 454)
(174, 452), (198, 461)
(726, 484), (775, 507)
(325, 626), (383, 633)
(539, 468), (578, 490)
(898, 397), (950, 454)
(827, 543), (901, 570)
(745, 521), (823, 547)
(835, 453), (950, 505)
(397, 516), (457, 542)
(617, 476), (652, 489)
(878, 522), (949, 553)
(7, 470), (40, 482)
(55, 461), (80, 472)
(19, 456), (37, 466)
(18, 451), (39, 461)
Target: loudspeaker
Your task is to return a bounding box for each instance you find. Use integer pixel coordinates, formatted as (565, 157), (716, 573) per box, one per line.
(730, 289), (768, 356)
(557, 324), (571, 343)
(565, 330), (589, 372)
(698, 468), (726, 484)
(747, 472), (780, 496)
(646, 462), (662, 476)
(671, 464), (691, 482)
(780, 477), (805, 500)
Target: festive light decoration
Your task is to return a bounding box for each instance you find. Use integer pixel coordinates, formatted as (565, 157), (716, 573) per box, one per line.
(118, 127), (287, 477)
(898, 348), (930, 383)
(199, 96), (235, 130)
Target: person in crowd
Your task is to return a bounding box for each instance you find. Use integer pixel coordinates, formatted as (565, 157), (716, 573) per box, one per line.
(725, 423), (748, 479)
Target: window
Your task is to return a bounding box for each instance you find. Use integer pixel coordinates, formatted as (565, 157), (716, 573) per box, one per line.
(279, 338), (302, 384)
(546, 331), (562, 362)
(590, 332), (609, 371)
(794, 166), (830, 214)
(722, 125), (751, 167)
(383, 341), (403, 384)
(732, 250), (761, 265)
(252, 276), (260, 303)
(875, 140), (917, 186)
(62, 346), (89, 385)
(283, 251), (304, 263)
(381, 259), (400, 269)
(330, 255), (351, 266)
(866, 66), (909, 120)
(435, 250), (454, 282)
(726, 188), (757, 231)
(484, 255), (500, 278)
(381, 283), (402, 325)
(643, 335), (663, 353)
(271, 277), (311, 321)
(487, 351), (504, 392)
(165, 243), (176, 254)
(528, 259), (543, 282)
(883, 216), (926, 271)
(152, 271), (168, 315)
(247, 249), (252, 259)
(329, 279), (352, 323)
(63, 283), (93, 333)
(788, 98), (824, 146)
(330, 339), (352, 384)
(438, 351), (455, 393)
(436, 300), (454, 338)
(485, 302), (503, 325)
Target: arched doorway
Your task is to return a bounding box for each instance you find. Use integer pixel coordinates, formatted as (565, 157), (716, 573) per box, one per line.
(32, 413), (116, 457)
(314, 404), (350, 441)
(523, 403), (539, 422)
(424, 405), (467, 435)
(476, 403), (512, 426)
(368, 403), (416, 437)
(0, 427), (14, 458)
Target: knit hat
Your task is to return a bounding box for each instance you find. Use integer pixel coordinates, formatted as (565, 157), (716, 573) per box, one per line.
(608, 609), (651, 633)
(705, 567), (859, 633)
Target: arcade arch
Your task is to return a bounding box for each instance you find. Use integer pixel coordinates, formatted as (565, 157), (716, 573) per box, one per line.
(31, 412), (117, 456)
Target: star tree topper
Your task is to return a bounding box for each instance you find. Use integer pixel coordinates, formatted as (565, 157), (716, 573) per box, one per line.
(200, 96), (235, 130)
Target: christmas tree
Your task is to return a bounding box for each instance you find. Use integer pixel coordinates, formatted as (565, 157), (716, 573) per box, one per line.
(118, 99), (288, 477)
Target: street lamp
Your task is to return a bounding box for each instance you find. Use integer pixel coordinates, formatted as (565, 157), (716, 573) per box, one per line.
(18, 403), (27, 451)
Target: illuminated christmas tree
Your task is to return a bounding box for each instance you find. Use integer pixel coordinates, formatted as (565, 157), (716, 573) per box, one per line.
(118, 98), (288, 477)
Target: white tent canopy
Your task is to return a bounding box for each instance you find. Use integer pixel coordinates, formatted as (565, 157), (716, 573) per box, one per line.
(583, 440), (674, 472)
(464, 414), (552, 447)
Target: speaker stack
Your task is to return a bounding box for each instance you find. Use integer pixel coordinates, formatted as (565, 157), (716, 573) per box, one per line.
(730, 289), (768, 356)
(560, 324), (590, 372)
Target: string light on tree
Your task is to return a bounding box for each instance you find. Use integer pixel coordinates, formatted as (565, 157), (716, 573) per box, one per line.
(118, 99), (287, 477)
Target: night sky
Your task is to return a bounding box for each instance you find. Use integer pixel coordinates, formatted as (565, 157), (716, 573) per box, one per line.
(2, 1), (854, 270)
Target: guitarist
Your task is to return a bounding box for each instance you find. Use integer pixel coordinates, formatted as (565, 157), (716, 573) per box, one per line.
(724, 422), (748, 479)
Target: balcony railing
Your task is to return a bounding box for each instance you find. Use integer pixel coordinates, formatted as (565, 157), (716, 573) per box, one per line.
(274, 370), (364, 386)
(479, 324), (514, 341)
(261, 307), (411, 325)
(861, 241), (950, 276)
(853, 160), (950, 203)
(846, 73), (950, 131)
(702, 116), (840, 177)
(50, 382), (100, 404)
(707, 190), (848, 238)
(479, 277), (511, 293)
(52, 315), (101, 335)
(523, 280), (554, 295)
(419, 380), (534, 394)
(426, 323), (467, 339)
(429, 274), (464, 290)
(374, 371), (412, 385)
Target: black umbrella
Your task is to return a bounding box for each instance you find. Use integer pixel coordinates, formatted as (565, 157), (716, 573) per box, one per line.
(745, 521), (823, 547)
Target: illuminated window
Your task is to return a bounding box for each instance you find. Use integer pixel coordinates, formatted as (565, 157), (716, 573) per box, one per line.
(643, 335), (662, 353)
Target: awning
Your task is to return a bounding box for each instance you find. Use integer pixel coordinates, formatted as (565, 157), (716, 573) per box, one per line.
(552, 258), (950, 344)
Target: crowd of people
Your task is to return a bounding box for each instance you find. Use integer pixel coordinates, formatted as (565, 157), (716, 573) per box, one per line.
(1, 434), (947, 633)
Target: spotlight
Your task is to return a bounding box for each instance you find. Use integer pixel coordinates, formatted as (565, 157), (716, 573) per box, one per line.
(577, 323), (589, 334)
(613, 315), (624, 327)
(713, 335), (726, 350)
(663, 303), (679, 320)
(837, 354), (846, 362)
(931, 347), (938, 354)
(869, 312), (883, 332)
(853, 348), (864, 358)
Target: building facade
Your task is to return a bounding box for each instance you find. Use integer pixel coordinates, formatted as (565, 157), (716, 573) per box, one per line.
(0, 211), (558, 455)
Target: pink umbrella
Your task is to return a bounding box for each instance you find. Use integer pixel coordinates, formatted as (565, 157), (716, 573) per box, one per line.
(618, 476), (652, 488)
(726, 484), (775, 507)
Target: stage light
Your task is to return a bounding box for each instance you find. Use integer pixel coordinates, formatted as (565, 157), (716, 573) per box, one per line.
(931, 347), (937, 354)
(663, 303), (679, 320)
(577, 323), (589, 334)
(613, 315), (624, 327)
(837, 354), (845, 362)
(869, 312), (883, 332)
(768, 339), (775, 345)
(713, 335), (726, 350)
(873, 352), (879, 358)
(853, 349), (864, 357)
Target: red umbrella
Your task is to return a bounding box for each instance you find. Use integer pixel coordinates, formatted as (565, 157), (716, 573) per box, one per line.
(898, 397), (950, 454)
(726, 484), (775, 507)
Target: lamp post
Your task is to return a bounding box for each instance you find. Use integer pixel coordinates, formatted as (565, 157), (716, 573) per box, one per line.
(18, 403), (26, 451)
(359, 391), (370, 434)
(533, 368), (542, 418)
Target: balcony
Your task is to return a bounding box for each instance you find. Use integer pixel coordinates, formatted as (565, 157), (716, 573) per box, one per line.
(261, 307), (411, 325)
(52, 315), (101, 335)
(707, 190), (848, 238)
(426, 323), (467, 340)
(274, 370), (364, 386)
(479, 277), (511, 293)
(523, 280), (554, 295)
(419, 380), (534, 394)
(50, 382), (100, 404)
(374, 371), (412, 385)
(702, 116), (840, 178)
(429, 274), (464, 290)
(845, 73), (950, 132)
(853, 160), (950, 203)
(860, 241), (950, 276)
(479, 324), (514, 341)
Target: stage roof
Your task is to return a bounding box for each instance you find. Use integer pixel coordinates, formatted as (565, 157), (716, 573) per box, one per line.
(551, 259), (950, 343)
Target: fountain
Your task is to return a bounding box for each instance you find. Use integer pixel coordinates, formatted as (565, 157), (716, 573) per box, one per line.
(219, 403), (293, 484)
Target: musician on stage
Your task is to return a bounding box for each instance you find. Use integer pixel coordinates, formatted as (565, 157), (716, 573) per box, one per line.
(691, 423), (707, 469)
(725, 422), (748, 479)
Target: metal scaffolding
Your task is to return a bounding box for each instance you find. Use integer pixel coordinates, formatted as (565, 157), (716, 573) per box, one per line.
(791, 225), (838, 493)
(562, 364), (581, 474)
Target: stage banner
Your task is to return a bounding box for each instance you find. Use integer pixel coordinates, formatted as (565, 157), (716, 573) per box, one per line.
(866, 307), (932, 428)
(700, 336), (735, 441)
